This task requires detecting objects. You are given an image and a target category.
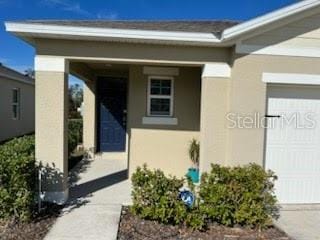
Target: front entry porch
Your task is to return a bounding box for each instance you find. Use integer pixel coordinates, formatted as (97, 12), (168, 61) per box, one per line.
(36, 54), (230, 204)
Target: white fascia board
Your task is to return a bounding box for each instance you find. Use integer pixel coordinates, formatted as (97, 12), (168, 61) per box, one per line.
(202, 63), (231, 78)
(263, 72), (320, 85)
(5, 22), (220, 46)
(222, 0), (320, 41)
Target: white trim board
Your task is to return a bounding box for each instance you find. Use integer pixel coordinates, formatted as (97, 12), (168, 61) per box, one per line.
(236, 44), (320, 58)
(142, 117), (178, 125)
(202, 63), (231, 78)
(263, 73), (320, 85)
(35, 56), (69, 73)
(39, 54), (205, 67)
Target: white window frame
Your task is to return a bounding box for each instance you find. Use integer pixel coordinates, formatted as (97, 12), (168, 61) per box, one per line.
(12, 88), (20, 120)
(147, 76), (174, 117)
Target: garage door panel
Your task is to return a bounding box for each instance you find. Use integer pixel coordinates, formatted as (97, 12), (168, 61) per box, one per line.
(276, 176), (320, 204)
(266, 147), (317, 172)
(266, 86), (320, 204)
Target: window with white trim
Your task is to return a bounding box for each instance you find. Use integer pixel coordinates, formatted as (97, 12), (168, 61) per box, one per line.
(12, 88), (20, 120)
(148, 76), (174, 117)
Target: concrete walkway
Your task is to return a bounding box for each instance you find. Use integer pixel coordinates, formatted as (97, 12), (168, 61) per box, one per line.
(45, 156), (131, 240)
(275, 205), (320, 240)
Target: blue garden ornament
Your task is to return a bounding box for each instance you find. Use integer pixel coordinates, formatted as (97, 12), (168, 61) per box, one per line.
(179, 190), (195, 208)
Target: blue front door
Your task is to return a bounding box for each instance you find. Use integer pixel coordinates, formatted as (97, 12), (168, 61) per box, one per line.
(97, 77), (127, 152)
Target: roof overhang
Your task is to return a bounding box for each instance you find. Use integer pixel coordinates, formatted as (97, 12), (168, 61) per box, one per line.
(5, 0), (320, 47)
(0, 71), (34, 85)
(222, 0), (320, 41)
(5, 22), (221, 47)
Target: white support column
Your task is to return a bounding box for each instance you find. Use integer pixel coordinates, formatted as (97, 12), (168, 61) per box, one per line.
(200, 63), (231, 174)
(35, 56), (69, 204)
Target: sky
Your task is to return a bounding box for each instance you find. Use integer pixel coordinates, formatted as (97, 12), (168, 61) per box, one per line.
(0, 0), (297, 85)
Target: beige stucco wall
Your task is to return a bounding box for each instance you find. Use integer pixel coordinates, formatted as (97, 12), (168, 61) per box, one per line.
(127, 66), (201, 177)
(35, 39), (230, 64)
(0, 77), (35, 142)
(228, 54), (320, 167)
(36, 71), (68, 196)
(199, 76), (229, 173)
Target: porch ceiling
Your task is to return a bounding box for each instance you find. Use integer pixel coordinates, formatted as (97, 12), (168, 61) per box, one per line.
(70, 61), (130, 82)
(69, 59), (202, 82)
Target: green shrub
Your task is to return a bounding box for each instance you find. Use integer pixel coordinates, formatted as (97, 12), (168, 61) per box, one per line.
(131, 165), (188, 225)
(131, 164), (278, 230)
(68, 119), (83, 155)
(199, 164), (279, 229)
(0, 121), (83, 221)
(0, 135), (36, 221)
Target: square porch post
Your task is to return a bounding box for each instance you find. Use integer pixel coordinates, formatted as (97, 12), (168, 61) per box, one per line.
(83, 79), (96, 156)
(35, 56), (69, 204)
(199, 63), (231, 174)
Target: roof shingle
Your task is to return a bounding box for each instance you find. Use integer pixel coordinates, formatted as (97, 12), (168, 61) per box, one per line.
(20, 20), (240, 34)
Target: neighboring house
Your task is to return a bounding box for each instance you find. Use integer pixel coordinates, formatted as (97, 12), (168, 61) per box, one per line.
(5, 0), (320, 204)
(0, 63), (35, 142)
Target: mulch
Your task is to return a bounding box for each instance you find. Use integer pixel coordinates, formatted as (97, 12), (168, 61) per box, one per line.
(0, 204), (62, 240)
(117, 207), (290, 240)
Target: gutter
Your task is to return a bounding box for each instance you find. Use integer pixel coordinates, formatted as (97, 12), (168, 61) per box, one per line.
(0, 72), (35, 85)
(5, 22), (221, 47)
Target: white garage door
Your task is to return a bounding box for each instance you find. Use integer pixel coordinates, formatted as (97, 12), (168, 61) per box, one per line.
(265, 85), (320, 204)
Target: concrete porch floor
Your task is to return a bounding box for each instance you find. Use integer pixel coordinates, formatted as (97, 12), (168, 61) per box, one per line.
(275, 204), (320, 240)
(45, 156), (131, 240)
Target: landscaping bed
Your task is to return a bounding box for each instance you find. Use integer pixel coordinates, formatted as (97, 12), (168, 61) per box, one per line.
(0, 204), (62, 240)
(118, 207), (290, 240)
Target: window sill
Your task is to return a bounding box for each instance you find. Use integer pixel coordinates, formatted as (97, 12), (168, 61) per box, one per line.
(142, 117), (178, 125)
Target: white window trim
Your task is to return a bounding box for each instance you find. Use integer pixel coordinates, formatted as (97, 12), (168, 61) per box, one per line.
(142, 117), (178, 125)
(262, 72), (320, 85)
(147, 76), (174, 117)
(12, 88), (20, 120)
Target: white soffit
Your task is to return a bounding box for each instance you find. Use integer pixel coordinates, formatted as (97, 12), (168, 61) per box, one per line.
(202, 63), (231, 78)
(35, 56), (69, 73)
(143, 66), (179, 76)
(263, 72), (320, 85)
